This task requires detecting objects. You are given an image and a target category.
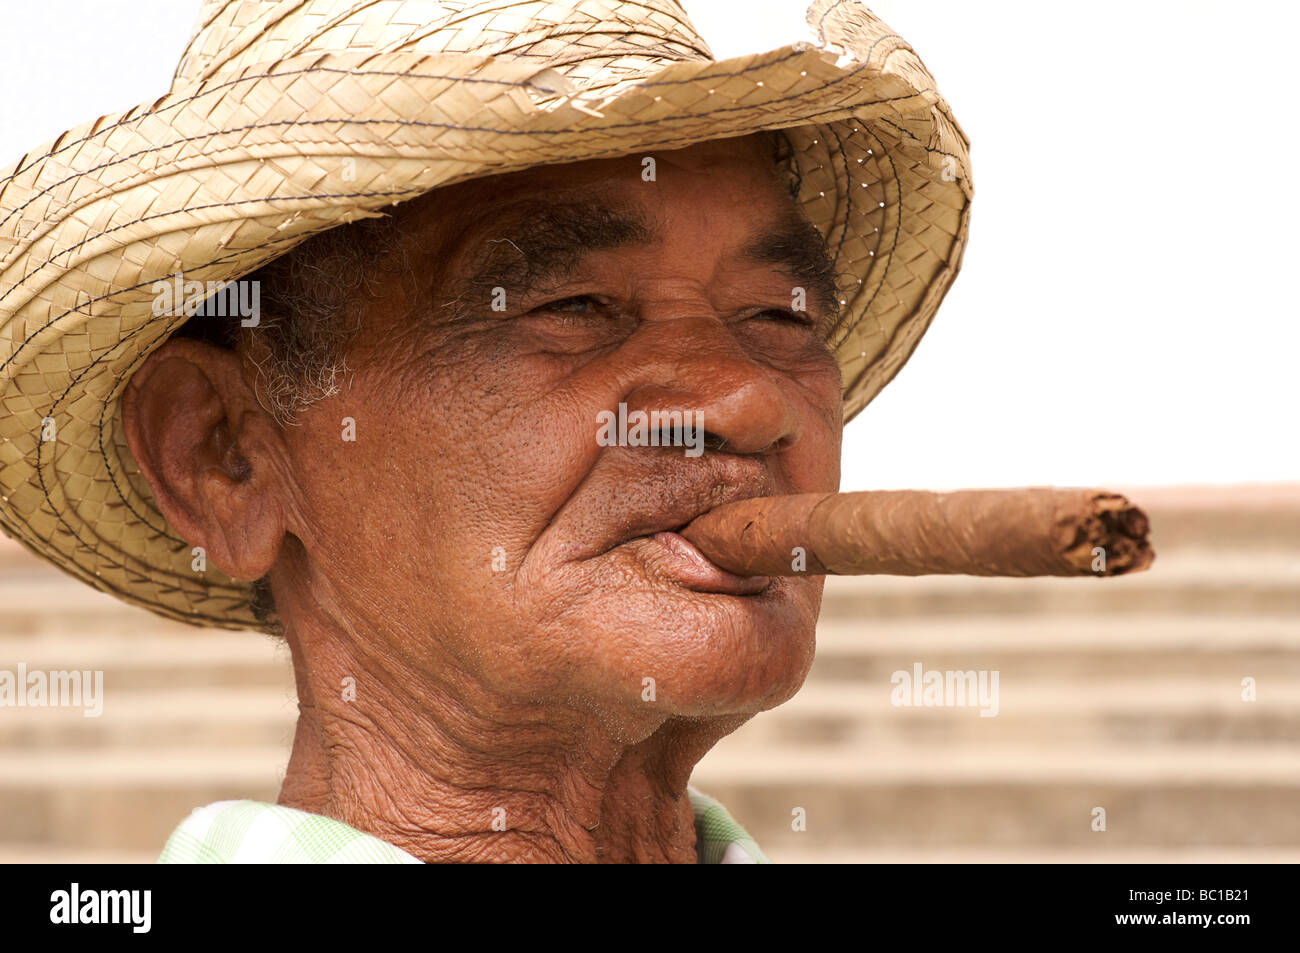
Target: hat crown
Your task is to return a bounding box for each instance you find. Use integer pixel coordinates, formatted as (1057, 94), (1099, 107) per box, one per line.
(173, 0), (713, 86)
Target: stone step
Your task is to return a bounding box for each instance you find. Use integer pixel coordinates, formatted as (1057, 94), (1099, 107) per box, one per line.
(0, 748), (285, 852)
(0, 844), (160, 864)
(816, 614), (1300, 653)
(0, 632), (293, 691)
(691, 743), (1300, 851)
(811, 614), (1300, 681)
(0, 687), (298, 748)
(693, 743), (1300, 785)
(722, 679), (1300, 747)
(0, 575), (239, 638)
(1129, 483), (1300, 550)
(816, 552), (1300, 620)
(710, 780), (1300, 851)
(811, 648), (1298, 682)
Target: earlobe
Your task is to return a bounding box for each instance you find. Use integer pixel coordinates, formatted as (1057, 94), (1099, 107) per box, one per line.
(122, 338), (287, 582)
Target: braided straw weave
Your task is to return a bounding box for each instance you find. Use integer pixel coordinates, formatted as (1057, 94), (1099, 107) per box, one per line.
(0, 0), (972, 631)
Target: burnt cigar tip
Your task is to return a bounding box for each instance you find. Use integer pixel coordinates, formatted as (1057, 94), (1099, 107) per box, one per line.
(1119, 507), (1149, 538)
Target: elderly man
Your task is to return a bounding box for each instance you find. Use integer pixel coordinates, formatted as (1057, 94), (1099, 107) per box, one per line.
(0, 0), (970, 863)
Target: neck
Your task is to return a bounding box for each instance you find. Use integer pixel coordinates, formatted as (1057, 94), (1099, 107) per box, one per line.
(273, 581), (744, 864)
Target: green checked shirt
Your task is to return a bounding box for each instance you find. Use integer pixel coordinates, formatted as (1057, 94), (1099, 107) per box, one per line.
(158, 787), (769, 864)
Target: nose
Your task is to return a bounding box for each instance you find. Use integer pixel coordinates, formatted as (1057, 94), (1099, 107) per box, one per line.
(614, 314), (803, 456)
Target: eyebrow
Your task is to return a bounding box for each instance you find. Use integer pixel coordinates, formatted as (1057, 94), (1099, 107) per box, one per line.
(739, 210), (842, 325)
(442, 194), (841, 324)
(445, 196), (653, 315)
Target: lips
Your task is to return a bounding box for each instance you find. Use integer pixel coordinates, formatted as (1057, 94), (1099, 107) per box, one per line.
(545, 453), (777, 594)
(634, 530), (771, 595)
(599, 483), (774, 594)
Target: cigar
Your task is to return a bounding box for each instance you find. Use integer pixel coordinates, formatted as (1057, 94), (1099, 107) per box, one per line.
(679, 488), (1154, 578)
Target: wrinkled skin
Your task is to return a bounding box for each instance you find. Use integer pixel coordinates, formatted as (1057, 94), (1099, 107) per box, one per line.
(123, 133), (844, 863)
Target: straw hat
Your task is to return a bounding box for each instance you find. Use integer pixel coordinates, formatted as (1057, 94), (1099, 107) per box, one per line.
(0, 0), (971, 631)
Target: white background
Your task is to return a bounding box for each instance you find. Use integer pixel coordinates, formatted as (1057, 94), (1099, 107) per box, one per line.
(2, 1), (1295, 489)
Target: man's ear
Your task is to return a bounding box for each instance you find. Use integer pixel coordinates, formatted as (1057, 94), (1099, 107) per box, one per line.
(122, 337), (289, 582)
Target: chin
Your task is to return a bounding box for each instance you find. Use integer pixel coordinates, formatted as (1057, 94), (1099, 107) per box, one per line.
(576, 577), (821, 719)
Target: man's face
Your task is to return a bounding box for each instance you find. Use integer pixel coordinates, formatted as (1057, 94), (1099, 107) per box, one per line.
(262, 134), (843, 729)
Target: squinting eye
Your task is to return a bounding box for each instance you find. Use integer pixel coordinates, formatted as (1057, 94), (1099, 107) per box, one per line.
(538, 295), (599, 314)
(755, 308), (814, 326)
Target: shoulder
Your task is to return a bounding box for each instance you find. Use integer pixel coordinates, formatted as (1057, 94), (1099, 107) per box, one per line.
(687, 787), (771, 864)
(156, 800), (422, 864)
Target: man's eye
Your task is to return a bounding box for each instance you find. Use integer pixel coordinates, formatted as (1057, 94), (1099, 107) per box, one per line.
(537, 295), (600, 314)
(754, 308), (814, 326)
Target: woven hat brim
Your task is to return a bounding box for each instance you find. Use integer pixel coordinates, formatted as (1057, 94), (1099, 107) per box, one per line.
(0, 17), (971, 631)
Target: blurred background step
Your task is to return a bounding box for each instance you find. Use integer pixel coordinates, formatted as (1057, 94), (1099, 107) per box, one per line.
(809, 614), (1300, 681)
(693, 743), (1300, 785)
(1120, 483), (1300, 549)
(720, 679), (1300, 747)
(810, 648), (1297, 682)
(692, 747), (1300, 852)
(815, 614), (1300, 652)
(0, 578), (272, 638)
(0, 845), (160, 864)
(0, 748), (285, 852)
(695, 780), (1300, 852)
(0, 633), (293, 691)
(0, 688), (297, 749)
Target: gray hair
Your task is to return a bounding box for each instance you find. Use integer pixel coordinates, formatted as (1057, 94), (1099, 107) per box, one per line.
(181, 217), (407, 426)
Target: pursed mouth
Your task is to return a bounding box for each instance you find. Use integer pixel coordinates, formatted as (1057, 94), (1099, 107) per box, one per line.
(616, 529), (771, 596)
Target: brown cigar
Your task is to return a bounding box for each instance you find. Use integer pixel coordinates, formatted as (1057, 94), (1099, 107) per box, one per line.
(679, 488), (1154, 578)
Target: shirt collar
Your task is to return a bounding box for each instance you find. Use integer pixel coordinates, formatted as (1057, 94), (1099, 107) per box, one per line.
(158, 787), (769, 864)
